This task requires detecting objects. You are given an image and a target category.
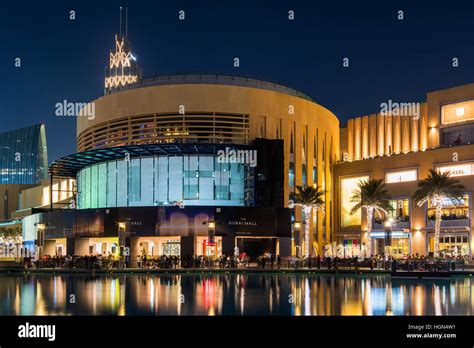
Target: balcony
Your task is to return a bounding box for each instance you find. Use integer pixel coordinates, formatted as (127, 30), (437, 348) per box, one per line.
(427, 219), (470, 228)
(373, 220), (410, 230)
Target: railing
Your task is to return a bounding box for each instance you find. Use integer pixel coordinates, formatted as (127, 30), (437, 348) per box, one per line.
(107, 74), (316, 102)
(373, 221), (410, 230)
(427, 219), (470, 228)
(23, 257), (470, 272)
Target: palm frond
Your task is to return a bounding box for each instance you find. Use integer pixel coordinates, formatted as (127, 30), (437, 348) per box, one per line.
(349, 179), (392, 216)
(290, 185), (325, 209)
(413, 169), (466, 206)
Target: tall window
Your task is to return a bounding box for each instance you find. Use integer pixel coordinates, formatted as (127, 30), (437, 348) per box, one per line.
(302, 132), (307, 186)
(128, 158), (141, 202)
(313, 134), (318, 184)
(289, 130), (295, 190)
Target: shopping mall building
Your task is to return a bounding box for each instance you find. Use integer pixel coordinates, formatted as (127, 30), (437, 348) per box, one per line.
(11, 31), (474, 261)
(16, 31), (339, 263)
(335, 84), (474, 258)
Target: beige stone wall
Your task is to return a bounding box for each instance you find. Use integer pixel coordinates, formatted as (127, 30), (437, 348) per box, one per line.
(341, 83), (474, 161)
(341, 104), (428, 161)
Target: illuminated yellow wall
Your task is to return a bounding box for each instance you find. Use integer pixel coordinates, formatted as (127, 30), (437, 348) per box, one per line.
(341, 107), (426, 161)
(341, 83), (474, 161)
(19, 179), (75, 210)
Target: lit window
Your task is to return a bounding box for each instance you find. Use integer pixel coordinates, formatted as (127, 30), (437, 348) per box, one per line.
(441, 100), (474, 125)
(385, 169), (417, 183)
(436, 162), (474, 177)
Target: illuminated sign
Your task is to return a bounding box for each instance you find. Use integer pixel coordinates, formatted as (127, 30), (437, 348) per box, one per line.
(436, 163), (474, 177)
(105, 36), (140, 91)
(441, 100), (474, 125)
(385, 169), (417, 183)
(341, 175), (369, 227)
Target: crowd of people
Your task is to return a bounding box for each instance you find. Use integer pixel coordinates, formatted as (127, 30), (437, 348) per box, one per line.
(393, 253), (467, 271)
(23, 252), (468, 272)
(138, 253), (252, 269)
(138, 255), (179, 269)
(269, 253), (468, 271)
(25, 253), (123, 269)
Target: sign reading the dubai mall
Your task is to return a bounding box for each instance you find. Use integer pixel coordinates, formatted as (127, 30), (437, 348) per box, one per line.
(217, 207), (290, 237)
(228, 218), (258, 235)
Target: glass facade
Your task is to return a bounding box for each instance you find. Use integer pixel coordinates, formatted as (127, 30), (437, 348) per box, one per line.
(0, 124), (48, 184)
(77, 155), (247, 209)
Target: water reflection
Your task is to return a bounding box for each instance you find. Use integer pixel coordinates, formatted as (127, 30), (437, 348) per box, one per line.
(0, 274), (472, 316)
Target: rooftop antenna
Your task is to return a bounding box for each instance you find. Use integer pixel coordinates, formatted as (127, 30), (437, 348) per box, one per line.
(125, 7), (128, 38)
(119, 6), (122, 37)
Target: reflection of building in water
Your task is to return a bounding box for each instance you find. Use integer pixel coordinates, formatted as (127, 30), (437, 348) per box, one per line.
(1, 275), (474, 316)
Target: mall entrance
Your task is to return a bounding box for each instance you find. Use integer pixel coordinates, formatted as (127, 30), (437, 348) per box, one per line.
(236, 237), (277, 261)
(133, 236), (181, 257)
(130, 236), (181, 266)
(372, 232), (411, 258)
(195, 236), (222, 257)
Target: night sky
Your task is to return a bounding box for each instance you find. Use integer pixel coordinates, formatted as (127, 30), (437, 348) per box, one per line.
(2, 0), (474, 163)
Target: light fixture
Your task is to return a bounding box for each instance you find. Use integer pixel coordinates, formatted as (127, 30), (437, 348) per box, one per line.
(208, 222), (215, 229)
(456, 107), (465, 117)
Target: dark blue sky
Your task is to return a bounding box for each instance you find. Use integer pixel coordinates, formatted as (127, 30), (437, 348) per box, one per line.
(2, 0), (474, 163)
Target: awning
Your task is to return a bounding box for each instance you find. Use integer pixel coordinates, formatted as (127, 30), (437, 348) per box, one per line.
(49, 143), (254, 178)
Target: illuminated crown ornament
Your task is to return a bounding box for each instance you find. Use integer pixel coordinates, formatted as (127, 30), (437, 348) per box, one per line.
(104, 7), (141, 93)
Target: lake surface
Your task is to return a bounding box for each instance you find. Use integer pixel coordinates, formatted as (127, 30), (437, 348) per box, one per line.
(0, 273), (472, 316)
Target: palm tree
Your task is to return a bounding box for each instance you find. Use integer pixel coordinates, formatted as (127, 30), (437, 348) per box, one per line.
(350, 179), (391, 257)
(413, 169), (465, 257)
(289, 185), (325, 257)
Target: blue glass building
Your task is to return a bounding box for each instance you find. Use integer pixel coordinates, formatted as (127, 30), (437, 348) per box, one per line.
(0, 124), (48, 184)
